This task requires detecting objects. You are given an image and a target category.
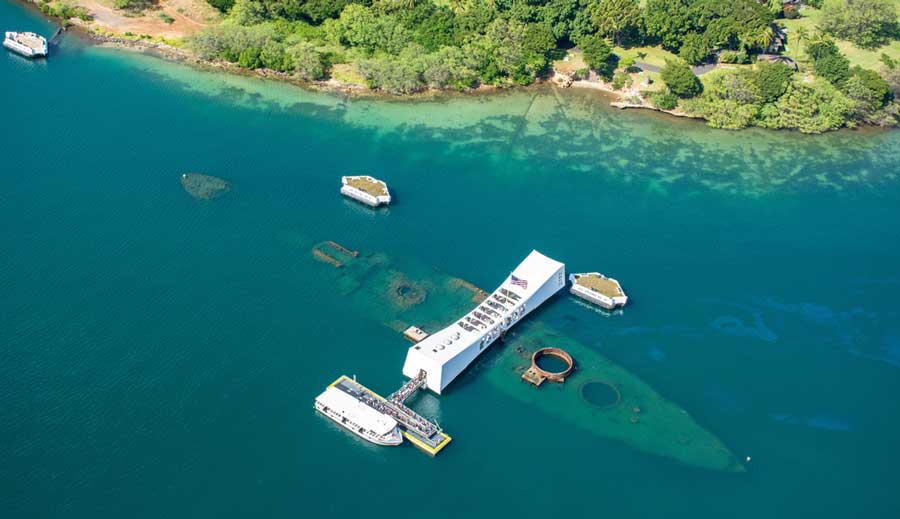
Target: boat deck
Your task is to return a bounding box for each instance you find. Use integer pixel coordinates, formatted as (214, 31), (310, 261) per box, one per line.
(328, 375), (451, 456)
(17, 34), (44, 50)
(346, 176), (388, 197)
(574, 274), (624, 297)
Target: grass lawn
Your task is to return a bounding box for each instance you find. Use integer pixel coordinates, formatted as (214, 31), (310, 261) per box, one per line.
(781, 4), (900, 71)
(612, 45), (679, 68)
(552, 49), (588, 75)
(697, 65), (755, 88)
(330, 63), (367, 86)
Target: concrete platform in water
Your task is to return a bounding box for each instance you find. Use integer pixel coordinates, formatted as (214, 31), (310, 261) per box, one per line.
(340, 176), (391, 207)
(309, 243), (743, 471)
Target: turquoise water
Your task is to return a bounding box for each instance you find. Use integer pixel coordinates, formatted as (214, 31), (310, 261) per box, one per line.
(3, 1), (900, 517)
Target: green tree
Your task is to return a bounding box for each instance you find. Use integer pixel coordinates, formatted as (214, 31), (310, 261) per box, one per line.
(577, 34), (614, 78)
(843, 66), (891, 118)
(690, 0), (774, 51)
(776, 79), (852, 132)
(679, 33), (710, 65)
(754, 60), (794, 102)
(207, 0), (235, 12)
(808, 39), (851, 84)
(590, 0), (642, 46)
(650, 92), (678, 110)
(683, 96), (759, 129)
(238, 46), (262, 68)
(260, 41), (292, 71)
(707, 68), (760, 103)
(821, 0), (898, 49)
(287, 41), (328, 80)
(660, 58), (703, 97)
(643, 0), (694, 50)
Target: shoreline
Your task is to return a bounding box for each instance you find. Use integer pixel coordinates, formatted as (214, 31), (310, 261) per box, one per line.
(17, 0), (894, 133)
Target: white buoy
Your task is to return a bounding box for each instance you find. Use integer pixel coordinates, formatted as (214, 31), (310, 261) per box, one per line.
(746, 456), (752, 462)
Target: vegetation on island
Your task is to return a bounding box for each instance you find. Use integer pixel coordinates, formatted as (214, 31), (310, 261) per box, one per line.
(33, 0), (900, 132)
(182, 0), (900, 131)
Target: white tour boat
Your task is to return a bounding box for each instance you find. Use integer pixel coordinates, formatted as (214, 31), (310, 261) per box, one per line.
(4, 31), (48, 58)
(315, 385), (403, 446)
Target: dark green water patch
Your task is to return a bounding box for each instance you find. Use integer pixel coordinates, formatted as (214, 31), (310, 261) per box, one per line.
(536, 353), (570, 374)
(580, 381), (622, 409)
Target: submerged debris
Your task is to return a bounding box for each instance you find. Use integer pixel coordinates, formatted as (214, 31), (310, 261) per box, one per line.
(181, 173), (231, 200)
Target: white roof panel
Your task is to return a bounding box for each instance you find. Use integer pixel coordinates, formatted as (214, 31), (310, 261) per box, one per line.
(316, 387), (398, 435)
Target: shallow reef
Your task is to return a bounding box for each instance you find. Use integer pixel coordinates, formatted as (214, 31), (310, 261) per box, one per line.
(181, 173), (230, 200)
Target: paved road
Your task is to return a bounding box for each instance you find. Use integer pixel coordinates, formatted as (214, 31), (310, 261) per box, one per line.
(635, 61), (717, 75)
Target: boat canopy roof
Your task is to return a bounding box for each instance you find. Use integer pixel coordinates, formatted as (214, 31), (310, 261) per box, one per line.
(316, 386), (398, 435)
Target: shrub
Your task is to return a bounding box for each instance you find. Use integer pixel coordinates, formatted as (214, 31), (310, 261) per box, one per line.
(844, 66), (891, 118)
(776, 80), (853, 133)
(206, 0), (235, 13)
(113, 0), (154, 12)
(660, 58), (702, 98)
(578, 34), (615, 78)
(679, 33), (710, 65)
(686, 97), (759, 130)
(719, 49), (749, 64)
(287, 41), (327, 80)
(755, 61), (794, 102)
(73, 6), (92, 21)
(238, 46), (262, 69)
(611, 71), (632, 90)
(651, 92), (678, 110)
(808, 39), (850, 85)
(159, 13), (174, 24)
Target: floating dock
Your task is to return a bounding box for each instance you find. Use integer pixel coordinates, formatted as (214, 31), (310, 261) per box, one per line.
(3, 31), (48, 58)
(325, 374), (451, 456)
(340, 175), (392, 207)
(569, 272), (627, 309)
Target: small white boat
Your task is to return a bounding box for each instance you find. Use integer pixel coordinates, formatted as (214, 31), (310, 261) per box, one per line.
(340, 175), (391, 207)
(4, 31), (48, 58)
(315, 385), (403, 446)
(569, 272), (628, 310)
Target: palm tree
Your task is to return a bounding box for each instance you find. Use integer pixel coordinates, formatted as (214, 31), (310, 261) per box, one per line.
(751, 25), (776, 51)
(794, 26), (809, 57)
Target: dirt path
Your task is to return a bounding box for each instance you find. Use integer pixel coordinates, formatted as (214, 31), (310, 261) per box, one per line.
(71, 0), (218, 38)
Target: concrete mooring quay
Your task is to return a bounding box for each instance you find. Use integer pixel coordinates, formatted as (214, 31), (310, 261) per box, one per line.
(332, 374), (451, 456)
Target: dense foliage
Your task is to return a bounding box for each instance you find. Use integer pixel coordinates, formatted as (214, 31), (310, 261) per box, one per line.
(191, 0), (784, 92)
(660, 59), (702, 97)
(644, 0), (773, 54)
(822, 0), (898, 49)
(185, 0), (898, 131)
(681, 39), (897, 133)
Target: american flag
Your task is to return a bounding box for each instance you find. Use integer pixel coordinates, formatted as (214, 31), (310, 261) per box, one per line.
(510, 275), (528, 289)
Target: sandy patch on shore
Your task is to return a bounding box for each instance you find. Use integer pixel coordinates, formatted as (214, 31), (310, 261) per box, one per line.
(71, 0), (219, 38)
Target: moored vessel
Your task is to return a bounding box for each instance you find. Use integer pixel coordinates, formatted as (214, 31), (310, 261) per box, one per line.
(4, 31), (48, 58)
(569, 272), (628, 309)
(341, 175), (391, 207)
(315, 379), (403, 446)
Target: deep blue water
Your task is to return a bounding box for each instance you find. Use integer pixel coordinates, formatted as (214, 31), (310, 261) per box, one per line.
(3, 2), (900, 517)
